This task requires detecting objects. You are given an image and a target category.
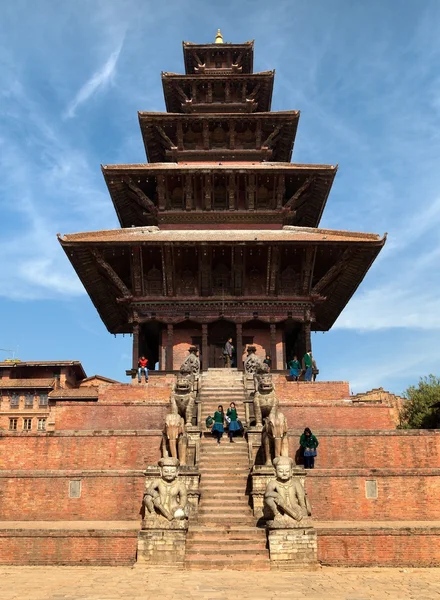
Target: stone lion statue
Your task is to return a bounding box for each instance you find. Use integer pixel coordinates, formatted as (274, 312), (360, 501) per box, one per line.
(170, 373), (196, 426)
(253, 369), (279, 426)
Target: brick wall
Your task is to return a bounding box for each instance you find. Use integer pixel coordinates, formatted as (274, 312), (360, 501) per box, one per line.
(288, 430), (440, 469)
(281, 404), (395, 430)
(317, 527), (440, 566)
(273, 378), (350, 402)
(0, 472), (144, 521)
(170, 327), (203, 370)
(0, 432), (162, 470)
(98, 381), (172, 402)
(306, 469), (440, 521)
(0, 529), (138, 565)
(54, 403), (169, 430)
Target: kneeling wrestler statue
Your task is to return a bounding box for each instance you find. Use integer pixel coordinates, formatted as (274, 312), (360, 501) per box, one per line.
(143, 457), (188, 522)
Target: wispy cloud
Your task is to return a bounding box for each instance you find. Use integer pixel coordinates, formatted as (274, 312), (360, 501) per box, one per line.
(63, 37), (125, 119)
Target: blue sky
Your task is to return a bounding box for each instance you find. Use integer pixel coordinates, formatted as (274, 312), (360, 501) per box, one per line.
(0, 0), (439, 393)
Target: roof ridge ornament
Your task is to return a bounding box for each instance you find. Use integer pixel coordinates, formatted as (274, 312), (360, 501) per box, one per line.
(215, 29), (224, 44)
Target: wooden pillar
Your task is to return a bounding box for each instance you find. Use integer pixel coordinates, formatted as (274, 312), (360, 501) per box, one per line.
(203, 121), (209, 150)
(256, 120), (262, 149)
(229, 120), (235, 149)
(157, 175), (166, 210)
(207, 82), (213, 103)
(132, 323), (140, 371)
(236, 323), (243, 371)
(225, 81), (231, 102)
(270, 323), (277, 370)
(303, 321), (311, 354)
(166, 323), (174, 371)
(202, 323), (209, 371)
(191, 82), (197, 102)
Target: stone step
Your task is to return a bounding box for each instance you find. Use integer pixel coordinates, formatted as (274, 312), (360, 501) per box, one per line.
(186, 548), (267, 558)
(187, 542), (266, 551)
(185, 557), (270, 570)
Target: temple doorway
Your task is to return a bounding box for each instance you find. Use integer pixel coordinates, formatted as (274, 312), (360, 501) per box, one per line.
(208, 320), (235, 368)
(139, 322), (163, 370)
(284, 321), (304, 367)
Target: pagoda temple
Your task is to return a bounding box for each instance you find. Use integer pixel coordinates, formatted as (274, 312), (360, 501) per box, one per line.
(59, 31), (385, 372)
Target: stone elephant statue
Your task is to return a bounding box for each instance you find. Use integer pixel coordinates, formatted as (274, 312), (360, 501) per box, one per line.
(162, 412), (188, 466)
(262, 409), (289, 466)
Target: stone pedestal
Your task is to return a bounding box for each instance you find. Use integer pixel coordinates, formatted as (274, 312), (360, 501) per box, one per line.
(137, 520), (187, 566)
(267, 525), (318, 569)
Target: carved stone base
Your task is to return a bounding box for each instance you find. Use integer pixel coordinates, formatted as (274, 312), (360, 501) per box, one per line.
(137, 524), (187, 566)
(267, 526), (318, 569)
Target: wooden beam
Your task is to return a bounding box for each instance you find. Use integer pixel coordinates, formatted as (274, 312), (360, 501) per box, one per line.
(283, 177), (313, 214)
(125, 180), (158, 217)
(157, 175), (166, 210)
(301, 247), (316, 296)
(268, 246), (280, 295)
(132, 322), (140, 371)
(262, 124), (282, 148)
(89, 249), (131, 298)
(276, 175), (285, 209)
(247, 173), (256, 210)
(204, 174), (212, 210)
(233, 247), (244, 296)
(312, 248), (355, 295)
(156, 125), (177, 150)
(228, 173), (236, 210)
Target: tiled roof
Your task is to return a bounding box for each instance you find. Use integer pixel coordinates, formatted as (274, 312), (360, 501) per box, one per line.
(0, 378), (54, 389)
(59, 226), (384, 245)
(102, 162), (336, 171)
(49, 387), (99, 399)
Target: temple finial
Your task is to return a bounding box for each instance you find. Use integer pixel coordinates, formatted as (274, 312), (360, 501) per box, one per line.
(215, 29), (224, 44)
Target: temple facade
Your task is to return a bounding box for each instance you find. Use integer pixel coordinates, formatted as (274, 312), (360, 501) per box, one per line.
(59, 31), (385, 372)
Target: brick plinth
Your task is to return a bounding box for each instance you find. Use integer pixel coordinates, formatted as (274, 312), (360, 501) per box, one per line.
(0, 431), (162, 471)
(0, 471), (145, 521)
(272, 378), (350, 402)
(280, 404), (395, 430)
(317, 525), (440, 566)
(54, 403), (169, 430)
(0, 528), (138, 565)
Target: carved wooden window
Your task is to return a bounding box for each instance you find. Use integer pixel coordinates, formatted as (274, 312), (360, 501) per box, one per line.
(145, 267), (162, 296)
(212, 263), (231, 294)
(170, 186), (184, 209)
(10, 393), (19, 408)
(38, 393), (48, 407)
(213, 184), (227, 210)
(185, 126), (198, 149)
(24, 393), (34, 408)
(256, 185), (270, 209)
(9, 418), (18, 431)
(247, 268), (265, 295)
(211, 125), (227, 149)
(279, 266), (300, 295)
(177, 270), (196, 296)
(212, 82), (223, 102)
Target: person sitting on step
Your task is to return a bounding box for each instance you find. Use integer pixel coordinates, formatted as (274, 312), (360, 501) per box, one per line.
(138, 356), (149, 383)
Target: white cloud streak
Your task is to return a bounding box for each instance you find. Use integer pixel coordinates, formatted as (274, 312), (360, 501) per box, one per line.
(63, 37), (125, 119)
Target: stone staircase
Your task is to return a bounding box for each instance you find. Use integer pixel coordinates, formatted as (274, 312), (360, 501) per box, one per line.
(185, 369), (270, 570)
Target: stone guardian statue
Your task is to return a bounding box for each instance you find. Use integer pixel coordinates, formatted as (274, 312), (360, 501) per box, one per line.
(143, 457), (188, 522)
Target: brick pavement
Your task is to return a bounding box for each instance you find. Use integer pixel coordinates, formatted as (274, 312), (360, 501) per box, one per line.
(1, 566), (440, 600)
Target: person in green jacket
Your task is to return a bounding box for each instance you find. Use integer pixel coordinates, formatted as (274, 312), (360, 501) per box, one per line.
(288, 355), (301, 381)
(302, 352), (313, 382)
(226, 402), (241, 443)
(300, 427), (319, 469)
(212, 405), (225, 444)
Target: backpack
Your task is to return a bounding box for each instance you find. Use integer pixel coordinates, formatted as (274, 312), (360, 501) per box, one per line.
(205, 415), (214, 428)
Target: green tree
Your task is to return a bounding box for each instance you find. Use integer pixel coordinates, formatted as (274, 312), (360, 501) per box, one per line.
(399, 374), (440, 429)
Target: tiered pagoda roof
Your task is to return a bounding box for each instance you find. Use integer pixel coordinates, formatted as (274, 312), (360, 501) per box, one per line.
(59, 31), (385, 346)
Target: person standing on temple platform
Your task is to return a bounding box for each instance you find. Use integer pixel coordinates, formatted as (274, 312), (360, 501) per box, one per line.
(138, 356), (149, 383)
(300, 427), (319, 469)
(263, 355), (272, 371)
(223, 337), (234, 369)
(312, 355), (318, 382)
(288, 355), (301, 381)
(302, 351), (313, 382)
(212, 405), (225, 444)
(226, 402), (241, 443)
